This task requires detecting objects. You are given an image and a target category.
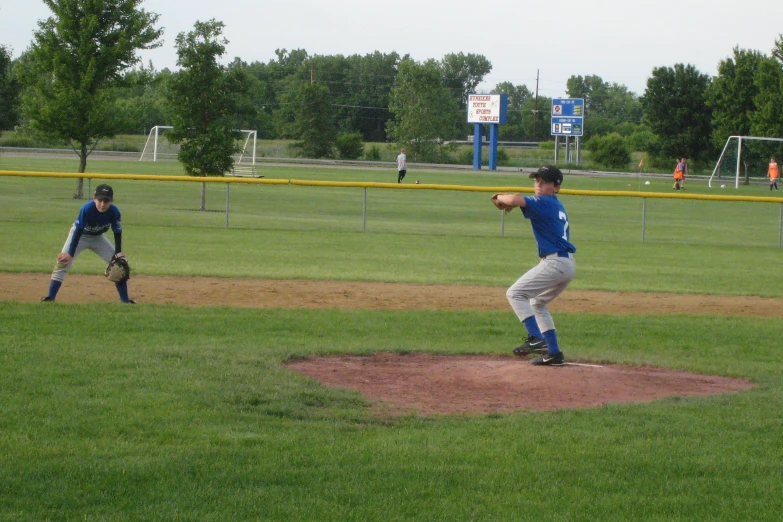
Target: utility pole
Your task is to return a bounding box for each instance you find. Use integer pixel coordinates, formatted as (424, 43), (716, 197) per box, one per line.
(310, 62), (314, 83)
(532, 69), (540, 139)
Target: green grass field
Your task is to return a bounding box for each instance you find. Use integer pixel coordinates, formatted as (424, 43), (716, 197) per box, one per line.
(2, 156), (783, 520)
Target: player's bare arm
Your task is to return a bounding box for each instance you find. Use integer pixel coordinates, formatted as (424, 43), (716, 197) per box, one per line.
(493, 193), (526, 208)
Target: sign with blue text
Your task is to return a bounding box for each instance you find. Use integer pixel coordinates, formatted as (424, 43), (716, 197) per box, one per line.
(551, 98), (584, 136)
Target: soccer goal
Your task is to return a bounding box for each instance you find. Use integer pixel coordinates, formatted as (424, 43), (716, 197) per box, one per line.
(139, 126), (173, 162)
(709, 136), (783, 188)
(139, 126), (257, 165)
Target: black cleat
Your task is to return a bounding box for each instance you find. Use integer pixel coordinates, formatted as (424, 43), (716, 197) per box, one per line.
(41, 296), (54, 302)
(124, 299), (137, 304)
(531, 351), (565, 366)
(512, 335), (548, 356)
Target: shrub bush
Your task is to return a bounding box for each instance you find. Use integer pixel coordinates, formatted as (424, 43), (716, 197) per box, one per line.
(586, 133), (631, 169)
(335, 132), (364, 160)
(497, 147), (510, 166)
(365, 144), (381, 161)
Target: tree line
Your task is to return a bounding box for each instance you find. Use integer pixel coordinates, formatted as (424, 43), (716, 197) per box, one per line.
(1, 1), (783, 182)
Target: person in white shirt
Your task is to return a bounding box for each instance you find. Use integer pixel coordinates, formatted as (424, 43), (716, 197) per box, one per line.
(396, 148), (407, 183)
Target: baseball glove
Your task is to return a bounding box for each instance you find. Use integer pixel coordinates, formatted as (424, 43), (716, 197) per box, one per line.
(105, 255), (131, 283)
(491, 193), (514, 213)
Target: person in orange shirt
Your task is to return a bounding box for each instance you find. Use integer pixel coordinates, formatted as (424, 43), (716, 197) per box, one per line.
(673, 158), (685, 190)
(768, 157), (779, 191)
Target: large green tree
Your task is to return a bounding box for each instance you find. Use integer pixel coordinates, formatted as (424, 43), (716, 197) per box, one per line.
(226, 58), (274, 137)
(387, 58), (459, 162)
(566, 75), (643, 139)
(19, 0), (161, 197)
(289, 82), (336, 158)
(441, 52), (492, 107)
(707, 47), (766, 147)
(641, 64), (713, 163)
(492, 82), (532, 140)
(772, 33), (783, 63)
(751, 38), (783, 139)
(0, 45), (21, 133)
(166, 19), (252, 210)
(491, 82), (553, 141)
(344, 51), (400, 142)
(114, 62), (172, 135)
(441, 52), (492, 137)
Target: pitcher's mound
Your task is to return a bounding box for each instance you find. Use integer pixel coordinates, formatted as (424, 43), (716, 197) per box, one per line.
(286, 353), (754, 415)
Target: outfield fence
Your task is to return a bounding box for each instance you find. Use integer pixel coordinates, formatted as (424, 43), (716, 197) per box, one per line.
(3, 169), (783, 247)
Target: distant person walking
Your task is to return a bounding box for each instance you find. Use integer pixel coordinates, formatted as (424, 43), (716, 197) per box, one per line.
(768, 157), (779, 191)
(673, 158), (685, 190)
(396, 148), (407, 183)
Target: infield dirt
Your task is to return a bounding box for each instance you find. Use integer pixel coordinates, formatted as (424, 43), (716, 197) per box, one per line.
(2, 273), (758, 415)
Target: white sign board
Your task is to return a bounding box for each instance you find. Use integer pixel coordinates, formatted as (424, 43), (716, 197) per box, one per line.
(467, 95), (506, 124)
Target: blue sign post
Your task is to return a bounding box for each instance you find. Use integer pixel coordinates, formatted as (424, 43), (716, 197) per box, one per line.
(551, 98), (584, 164)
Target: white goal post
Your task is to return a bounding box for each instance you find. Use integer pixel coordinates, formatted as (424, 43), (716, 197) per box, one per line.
(139, 126), (257, 165)
(139, 125), (173, 162)
(709, 135), (783, 188)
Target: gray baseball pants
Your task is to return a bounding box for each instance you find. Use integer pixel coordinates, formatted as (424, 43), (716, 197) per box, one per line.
(506, 253), (576, 333)
(50, 226), (116, 282)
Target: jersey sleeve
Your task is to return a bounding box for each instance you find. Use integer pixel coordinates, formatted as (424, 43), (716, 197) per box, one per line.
(521, 196), (542, 219)
(73, 204), (90, 231)
(110, 206), (122, 234)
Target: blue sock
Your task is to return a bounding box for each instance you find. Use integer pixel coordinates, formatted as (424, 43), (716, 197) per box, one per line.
(47, 280), (62, 300)
(542, 330), (561, 354)
(523, 316), (542, 338)
(115, 281), (130, 302)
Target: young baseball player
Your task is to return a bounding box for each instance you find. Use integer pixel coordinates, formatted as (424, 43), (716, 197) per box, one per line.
(396, 148), (407, 183)
(41, 184), (135, 304)
(491, 165), (576, 365)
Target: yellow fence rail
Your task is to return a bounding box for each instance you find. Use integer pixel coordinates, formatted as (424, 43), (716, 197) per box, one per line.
(3, 170), (783, 245)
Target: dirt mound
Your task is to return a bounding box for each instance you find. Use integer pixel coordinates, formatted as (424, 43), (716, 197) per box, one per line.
(286, 353), (754, 415)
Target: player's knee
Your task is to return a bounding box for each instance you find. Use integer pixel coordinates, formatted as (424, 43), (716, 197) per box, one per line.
(532, 302), (549, 314)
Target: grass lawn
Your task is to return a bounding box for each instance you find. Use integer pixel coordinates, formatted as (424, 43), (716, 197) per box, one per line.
(2, 156), (783, 520)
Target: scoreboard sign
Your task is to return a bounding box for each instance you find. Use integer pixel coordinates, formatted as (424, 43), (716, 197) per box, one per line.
(551, 98), (584, 136)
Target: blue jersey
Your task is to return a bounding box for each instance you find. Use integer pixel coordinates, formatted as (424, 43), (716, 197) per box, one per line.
(67, 201), (122, 256)
(521, 195), (575, 258)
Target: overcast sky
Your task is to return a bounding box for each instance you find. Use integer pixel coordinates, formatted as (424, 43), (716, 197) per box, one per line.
(2, 0), (782, 96)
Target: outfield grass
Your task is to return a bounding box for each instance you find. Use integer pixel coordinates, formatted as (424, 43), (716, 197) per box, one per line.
(2, 155), (783, 295)
(2, 156), (783, 520)
(2, 304), (783, 520)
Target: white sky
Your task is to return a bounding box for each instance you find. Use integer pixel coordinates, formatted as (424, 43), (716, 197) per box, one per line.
(2, 0), (782, 97)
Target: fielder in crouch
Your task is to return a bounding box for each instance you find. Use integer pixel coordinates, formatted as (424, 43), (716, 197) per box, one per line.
(41, 184), (135, 304)
(491, 165), (576, 365)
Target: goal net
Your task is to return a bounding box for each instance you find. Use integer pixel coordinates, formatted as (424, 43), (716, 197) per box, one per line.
(710, 136), (783, 188)
(139, 126), (257, 165)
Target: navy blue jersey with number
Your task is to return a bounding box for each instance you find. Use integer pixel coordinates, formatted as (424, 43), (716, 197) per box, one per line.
(521, 195), (576, 258)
